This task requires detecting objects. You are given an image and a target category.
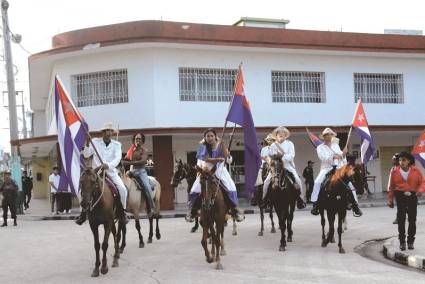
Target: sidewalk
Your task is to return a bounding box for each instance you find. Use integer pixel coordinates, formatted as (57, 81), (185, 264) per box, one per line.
(383, 235), (425, 271)
(13, 191), (425, 221)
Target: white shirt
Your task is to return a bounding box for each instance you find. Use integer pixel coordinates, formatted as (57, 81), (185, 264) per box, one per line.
(317, 142), (346, 171)
(268, 140), (296, 169)
(400, 168), (410, 181)
(48, 173), (60, 194)
(82, 138), (122, 172)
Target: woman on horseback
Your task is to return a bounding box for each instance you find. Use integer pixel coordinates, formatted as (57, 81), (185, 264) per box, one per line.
(262, 126), (306, 209)
(185, 128), (245, 222)
(310, 128), (362, 217)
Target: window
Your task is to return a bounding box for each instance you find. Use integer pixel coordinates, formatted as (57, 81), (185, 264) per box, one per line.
(179, 67), (237, 102)
(354, 73), (403, 104)
(272, 71), (326, 103)
(72, 69), (128, 107)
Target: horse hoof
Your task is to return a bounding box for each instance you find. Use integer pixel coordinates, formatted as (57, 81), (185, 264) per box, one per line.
(91, 269), (100, 277)
(112, 260), (119, 268)
(100, 266), (108, 275)
(271, 228), (276, 233)
(330, 237), (336, 243)
(258, 231), (264, 236)
(190, 227), (198, 233)
(119, 248), (124, 254)
(139, 242), (145, 248)
(339, 247), (346, 254)
(220, 250), (226, 256)
(156, 233), (161, 240)
(216, 263), (223, 270)
(207, 257), (214, 263)
(147, 238), (152, 244)
(232, 231), (237, 236)
(287, 236), (292, 242)
(279, 246), (286, 251)
(321, 241), (328, 247)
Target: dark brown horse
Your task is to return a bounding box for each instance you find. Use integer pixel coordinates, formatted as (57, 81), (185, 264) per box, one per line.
(269, 157), (298, 251)
(79, 168), (121, 277)
(197, 166), (226, 270)
(318, 164), (359, 253)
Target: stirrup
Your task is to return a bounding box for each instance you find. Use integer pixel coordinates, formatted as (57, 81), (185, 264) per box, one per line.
(310, 203), (319, 216)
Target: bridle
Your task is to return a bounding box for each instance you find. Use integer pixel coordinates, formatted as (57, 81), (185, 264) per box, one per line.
(80, 168), (106, 212)
(200, 173), (219, 211)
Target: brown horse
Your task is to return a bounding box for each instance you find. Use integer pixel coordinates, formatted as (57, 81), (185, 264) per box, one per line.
(197, 166), (226, 270)
(79, 168), (121, 277)
(121, 171), (161, 250)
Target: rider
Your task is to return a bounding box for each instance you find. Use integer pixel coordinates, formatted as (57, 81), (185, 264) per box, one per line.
(75, 122), (128, 225)
(262, 126), (306, 209)
(122, 132), (156, 218)
(185, 128), (245, 222)
(310, 128), (362, 217)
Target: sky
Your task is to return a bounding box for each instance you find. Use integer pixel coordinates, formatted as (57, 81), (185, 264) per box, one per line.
(0, 0), (425, 153)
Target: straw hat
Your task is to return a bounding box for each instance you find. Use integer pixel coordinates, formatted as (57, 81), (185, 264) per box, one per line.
(271, 126), (291, 139)
(99, 122), (115, 131)
(320, 127), (337, 139)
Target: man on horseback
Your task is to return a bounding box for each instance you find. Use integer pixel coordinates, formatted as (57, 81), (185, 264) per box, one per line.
(122, 132), (156, 218)
(185, 128), (245, 222)
(262, 126), (306, 209)
(310, 128), (362, 217)
(75, 122), (128, 225)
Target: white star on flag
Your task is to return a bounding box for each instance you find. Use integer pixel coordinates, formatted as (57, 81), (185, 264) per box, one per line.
(419, 140), (425, 147)
(357, 114), (365, 122)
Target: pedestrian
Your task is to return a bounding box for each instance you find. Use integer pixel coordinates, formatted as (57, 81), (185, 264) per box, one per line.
(388, 151), (425, 251)
(388, 153), (400, 224)
(48, 166), (60, 214)
(0, 170), (18, 227)
(22, 170), (33, 210)
(302, 161), (315, 203)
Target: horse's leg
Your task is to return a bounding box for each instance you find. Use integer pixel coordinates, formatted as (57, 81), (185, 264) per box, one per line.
(220, 230), (226, 256)
(155, 216), (161, 240)
(148, 216), (153, 243)
(258, 206), (265, 236)
(214, 224), (223, 270)
(270, 208), (276, 233)
(100, 223), (111, 275)
(201, 226), (213, 263)
(338, 211), (346, 254)
(287, 202), (295, 242)
(111, 221), (120, 267)
(326, 210), (336, 246)
(90, 223), (100, 277)
(135, 217), (145, 248)
(343, 215), (348, 231)
(278, 209), (287, 251)
(119, 220), (127, 253)
(320, 210), (327, 247)
(191, 216), (199, 233)
(210, 226), (217, 262)
(232, 217), (237, 236)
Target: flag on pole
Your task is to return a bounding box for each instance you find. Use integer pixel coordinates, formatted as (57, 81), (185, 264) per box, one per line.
(352, 99), (376, 165)
(55, 76), (87, 197)
(306, 128), (323, 148)
(226, 66), (261, 197)
(412, 130), (425, 168)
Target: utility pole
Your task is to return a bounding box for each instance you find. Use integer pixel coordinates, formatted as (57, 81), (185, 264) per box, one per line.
(2, 0), (23, 214)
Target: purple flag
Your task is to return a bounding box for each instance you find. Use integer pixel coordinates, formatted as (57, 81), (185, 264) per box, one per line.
(226, 66), (261, 197)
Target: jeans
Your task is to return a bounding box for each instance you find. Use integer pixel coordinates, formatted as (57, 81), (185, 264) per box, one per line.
(395, 191), (417, 244)
(132, 168), (155, 211)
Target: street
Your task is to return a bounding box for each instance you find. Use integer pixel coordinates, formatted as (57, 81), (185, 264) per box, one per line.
(0, 206), (424, 283)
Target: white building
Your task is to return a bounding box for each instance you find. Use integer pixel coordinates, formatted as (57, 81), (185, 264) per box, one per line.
(20, 19), (425, 209)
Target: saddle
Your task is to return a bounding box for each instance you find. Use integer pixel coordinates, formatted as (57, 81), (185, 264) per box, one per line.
(104, 176), (119, 197)
(321, 166), (337, 193)
(127, 171), (155, 193)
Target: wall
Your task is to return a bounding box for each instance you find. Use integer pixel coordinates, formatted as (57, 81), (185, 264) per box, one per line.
(32, 158), (54, 199)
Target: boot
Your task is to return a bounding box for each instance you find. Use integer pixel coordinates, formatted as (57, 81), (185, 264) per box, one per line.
(408, 243), (414, 250)
(310, 202), (320, 215)
(1, 218), (7, 227)
(232, 207), (245, 222)
(392, 217), (398, 224)
(296, 197), (306, 209)
(185, 207), (198, 222)
(13, 218), (17, 226)
(117, 203), (129, 225)
(400, 242), (406, 251)
(352, 202), (362, 217)
(75, 210), (87, 225)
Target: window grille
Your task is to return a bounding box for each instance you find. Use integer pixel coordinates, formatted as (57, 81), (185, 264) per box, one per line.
(179, 67), (237, 102)
(72, 69), (128, 107)
(354, 73), (403, 104)
(271, 71), (326, 103)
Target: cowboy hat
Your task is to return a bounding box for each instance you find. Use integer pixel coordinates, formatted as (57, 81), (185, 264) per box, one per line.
(99, 122), (115, 132)
(320, 127), (337, 139)
(271, 126), (291, 139)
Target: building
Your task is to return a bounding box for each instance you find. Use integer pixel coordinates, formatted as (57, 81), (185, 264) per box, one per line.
(18, 19), (425, 209)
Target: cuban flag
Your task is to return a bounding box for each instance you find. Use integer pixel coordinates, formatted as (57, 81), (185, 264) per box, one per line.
(352, 99), (376, 165)
(55, 76), (87, 197)
(412, 130), (425, 169)
(306, 128), (323, 148)
(226, 65), (261, 197)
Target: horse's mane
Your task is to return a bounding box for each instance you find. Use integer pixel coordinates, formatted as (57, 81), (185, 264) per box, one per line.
(330, 165), (352, 187)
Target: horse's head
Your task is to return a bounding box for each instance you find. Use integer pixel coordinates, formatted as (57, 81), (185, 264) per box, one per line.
(79, 167), (100, 210)
(270, 157), (291, 191)
(329, 164), (356, 193)
(195, 165), (219, 209)
(170, 159), (185, 188)
(350, 164), (366, 195)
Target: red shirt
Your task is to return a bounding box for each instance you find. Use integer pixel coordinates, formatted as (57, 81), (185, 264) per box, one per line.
(388, 166), (425, 202)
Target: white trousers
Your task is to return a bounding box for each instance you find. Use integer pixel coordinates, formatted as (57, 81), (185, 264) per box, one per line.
(310, 168), (358, 203)
(262, 167), (305, 201)
(190, 163), (237, 194)
(107, 170), (127, 209)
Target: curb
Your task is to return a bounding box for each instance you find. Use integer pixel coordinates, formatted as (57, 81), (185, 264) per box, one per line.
(383, 237), (425, 270)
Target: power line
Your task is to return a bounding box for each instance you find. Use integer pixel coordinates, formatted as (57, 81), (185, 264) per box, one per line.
(2, 19), (32, 55)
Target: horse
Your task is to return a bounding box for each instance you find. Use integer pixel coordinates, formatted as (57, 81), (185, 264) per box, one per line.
(252, 163), (277, 236)
(318, 164), (360, 254)
(120, 170), (161, 250)
(268, 156), (298, 251)
(79, 167), (121, 277)
(197, 166), (226, 270)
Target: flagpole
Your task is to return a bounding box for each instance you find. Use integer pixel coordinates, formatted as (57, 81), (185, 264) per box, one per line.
(344, 98), (361, 150)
